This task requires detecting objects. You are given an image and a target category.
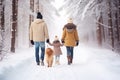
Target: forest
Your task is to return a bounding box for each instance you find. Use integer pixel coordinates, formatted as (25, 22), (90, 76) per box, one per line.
(0, 0), (120, 60)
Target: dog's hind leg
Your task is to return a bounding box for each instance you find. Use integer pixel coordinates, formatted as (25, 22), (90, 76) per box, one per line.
(49, 60), (53, 67)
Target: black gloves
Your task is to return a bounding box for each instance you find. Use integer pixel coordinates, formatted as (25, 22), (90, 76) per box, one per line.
(46, 39), (49, 43)
(76, 41), (79, 46)
(61, 40), (64, 43)
(30, 40), (34, 45)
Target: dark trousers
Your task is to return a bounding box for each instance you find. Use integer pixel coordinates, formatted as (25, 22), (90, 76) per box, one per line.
(66, 46), (74, 59)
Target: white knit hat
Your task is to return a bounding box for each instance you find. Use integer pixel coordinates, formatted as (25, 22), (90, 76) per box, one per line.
(67, 18), (73, 23)
(54, 35), (59, 40)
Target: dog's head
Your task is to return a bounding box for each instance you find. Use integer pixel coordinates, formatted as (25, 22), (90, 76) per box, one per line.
(46, 48), (53, 56)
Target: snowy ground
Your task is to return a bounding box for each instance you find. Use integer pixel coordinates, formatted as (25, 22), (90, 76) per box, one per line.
(0, 44), (120, 80)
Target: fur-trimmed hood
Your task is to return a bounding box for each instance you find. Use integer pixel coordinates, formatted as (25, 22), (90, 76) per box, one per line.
(63, 23), (76, 32)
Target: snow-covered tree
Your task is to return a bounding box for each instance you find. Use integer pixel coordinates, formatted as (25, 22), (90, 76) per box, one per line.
(0, 0), (5, 60)
(59, 0), (120, 52)
(0, 0), (120, 56)
(11, 0), (18, 52)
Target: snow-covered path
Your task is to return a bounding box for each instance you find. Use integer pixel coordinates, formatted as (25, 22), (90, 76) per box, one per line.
(0, 44), (120, 80)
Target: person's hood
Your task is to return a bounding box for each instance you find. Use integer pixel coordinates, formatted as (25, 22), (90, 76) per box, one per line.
(34, 19), (44, 24)
(66, 28), (74, 32)
(64, 23), (76, 32)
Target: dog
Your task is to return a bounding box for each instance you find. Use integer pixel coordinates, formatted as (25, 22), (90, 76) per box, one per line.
(45, 48), (54, 67)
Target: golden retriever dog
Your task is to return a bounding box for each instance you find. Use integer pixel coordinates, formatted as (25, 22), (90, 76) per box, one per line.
(45, 48), (54, 67)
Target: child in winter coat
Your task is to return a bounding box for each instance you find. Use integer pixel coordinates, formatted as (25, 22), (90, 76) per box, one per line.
(49, 35), (63, 65)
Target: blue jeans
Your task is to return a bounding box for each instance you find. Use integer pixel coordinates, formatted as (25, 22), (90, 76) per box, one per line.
(34, 42), (45, 63)
(66, 46), (74, 59)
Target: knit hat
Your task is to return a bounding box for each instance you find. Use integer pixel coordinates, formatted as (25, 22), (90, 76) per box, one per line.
(37, 12), (43, 19)
(54, 35), (59, 41)
(67, 18), (73, 23)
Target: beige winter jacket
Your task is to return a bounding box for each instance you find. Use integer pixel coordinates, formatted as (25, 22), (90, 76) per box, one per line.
(30, 19), (49, 42)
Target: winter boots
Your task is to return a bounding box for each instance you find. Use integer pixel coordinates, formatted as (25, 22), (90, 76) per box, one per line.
(37, 61), (44, 66)
(70, 57), (72, 64)
(55, 60), (60, 65)
(41, 61), (44, 66)
(67, 56), (72, 65)
(37, 62), (40, 65)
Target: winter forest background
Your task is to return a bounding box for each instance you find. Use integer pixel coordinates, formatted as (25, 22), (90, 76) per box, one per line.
(0, 0), (120, 60)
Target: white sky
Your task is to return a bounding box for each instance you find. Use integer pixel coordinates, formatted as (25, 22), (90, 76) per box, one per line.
(51, 0), (65, 10)
(49, 0), (69, 41)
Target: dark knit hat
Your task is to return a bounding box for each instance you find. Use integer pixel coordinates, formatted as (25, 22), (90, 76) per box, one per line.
(37, 12), (43, 19)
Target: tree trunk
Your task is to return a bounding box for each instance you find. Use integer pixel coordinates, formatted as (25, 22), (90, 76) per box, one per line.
(30, 0), (34, 12)
(0, 0), (5, 60)
(29, 0), (34, 46)
(118, 0), (120, 41)
(0, 0), (5, 50)
(107, 0), (114, 50)
(11, 0), (18, 52)
(35, 0), (39, 13)
(114, 10), (119, 41)
(0, 0), (4, 31)
(96, 0), (104, 46)
(97, 13), (102, 46)
(29, 0), (34, 25)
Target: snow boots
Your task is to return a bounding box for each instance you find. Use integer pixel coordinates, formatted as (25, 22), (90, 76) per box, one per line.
(37, 62), (40, 65)
(36, 61), (44, 66)
(41, 61), (44, 66)
(67, 56), (72, 65)
(70, 57), (72, 64)
(55, 60), (60, 65)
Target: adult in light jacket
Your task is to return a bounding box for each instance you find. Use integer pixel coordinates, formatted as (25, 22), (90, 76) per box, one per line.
(30, 12), (49, 66)
(61, 18), (79, 65)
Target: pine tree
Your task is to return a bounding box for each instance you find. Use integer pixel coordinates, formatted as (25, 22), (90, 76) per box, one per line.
(11, 0), (18, 52)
